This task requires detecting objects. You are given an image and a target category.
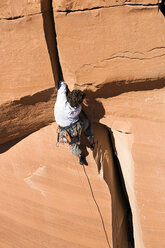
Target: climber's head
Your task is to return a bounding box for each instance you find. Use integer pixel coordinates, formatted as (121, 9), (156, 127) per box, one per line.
(67, 90), (85, 108)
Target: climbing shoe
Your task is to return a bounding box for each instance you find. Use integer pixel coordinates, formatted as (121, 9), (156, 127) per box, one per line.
(79, 156), (88, 166)
(87, 136), (95, 151)
(89, 144), (95, 151)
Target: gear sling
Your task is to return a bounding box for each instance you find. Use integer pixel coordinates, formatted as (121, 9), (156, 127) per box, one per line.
(56, 120), (82, 149)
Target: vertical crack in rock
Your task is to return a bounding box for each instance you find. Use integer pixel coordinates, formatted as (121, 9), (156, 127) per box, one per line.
(93, 123), (135, 248)
(40, 1), (135, 247)
(41, 0), (63, 86)
(109, 129), (135, 248)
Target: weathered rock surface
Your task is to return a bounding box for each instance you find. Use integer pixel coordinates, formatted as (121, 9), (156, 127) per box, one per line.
(0, 88), (55, 145)
(0, 123), (112, 248)
(1, 1), (165, 248)
(0, 1), (54, 103)
(0, 0), (59, 144)
(81, 86), (165, 248)
(0, 0), (41, 18)
(101, 87), (165, 248)
(93, 123), (132, 248)
(54, 4), (165, 90)
(53, 2), (165, 248)
(53, 0), (159, 12)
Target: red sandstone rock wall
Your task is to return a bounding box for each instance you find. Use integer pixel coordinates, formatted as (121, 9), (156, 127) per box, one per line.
(0, 123), (113, 248)
(0, 1), (165, 248)
(54, 2), (165, 89)
(53, 2), (165, 247)
(0, 0), (58, 144)
(0, 0), (54, 103)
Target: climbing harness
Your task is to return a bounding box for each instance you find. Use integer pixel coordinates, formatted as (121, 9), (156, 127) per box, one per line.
(56, 128), (71, 146)
(56, 120), (83, 147)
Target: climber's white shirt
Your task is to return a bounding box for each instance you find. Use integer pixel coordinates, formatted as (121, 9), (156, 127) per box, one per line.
(54, 81), (81, 127)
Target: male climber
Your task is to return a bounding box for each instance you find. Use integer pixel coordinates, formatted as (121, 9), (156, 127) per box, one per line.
(54, 81), (94, 165)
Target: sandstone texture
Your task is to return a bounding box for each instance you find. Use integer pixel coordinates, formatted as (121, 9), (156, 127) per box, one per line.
(101, 87), (165, 248)
(0, 0), (41, 18)
(53, 0), (159, 12)
(0, 123), (112, 248)
(53, 2), (165, 247)
(0, 0), (54, 103)
(0, 0), (58, 144)
(54, 4), (165, 89)
(1, 0), (165, 248)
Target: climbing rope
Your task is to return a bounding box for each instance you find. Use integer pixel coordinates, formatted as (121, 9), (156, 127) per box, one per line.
(72, 154), (94, 218)
(72, 154), (111, 248)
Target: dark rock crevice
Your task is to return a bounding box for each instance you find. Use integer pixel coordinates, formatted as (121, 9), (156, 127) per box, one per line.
(109, 128), (134, 248)
(102, 53), (165, 61)
(159, 0), (165, 16)
(92, 123), (134, 248)
(0, 12), (42, 21)
(0, 15), (25, 20)
(40, 2), (135, 247)
(0, 0), (63, 145)
(56, 3), (159, 14)
(41, 0), (63, 87)
(0, 1), (142, 246)
(0, 0), (62, 145)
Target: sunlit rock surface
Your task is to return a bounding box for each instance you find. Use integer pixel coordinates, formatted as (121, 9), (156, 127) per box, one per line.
(53, 2), (165, 247)
(53, 0), (159, 12)
(0, 0), (54, 103)
(101, 87), (165, 248)
(0, 0), (165, 247)
(0, 124), (112, 248)
(0, 0), (56, 144)
(54, 3), (165, 89)
(0, 0), (41, 18)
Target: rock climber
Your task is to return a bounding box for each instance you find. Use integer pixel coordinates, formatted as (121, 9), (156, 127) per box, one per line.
(54, 81), (94, 165)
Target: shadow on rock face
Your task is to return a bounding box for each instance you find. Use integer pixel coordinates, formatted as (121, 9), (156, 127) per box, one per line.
(92, 123), (134, 248)
(83, 89), (106, 122)
(78, 90), (105, 161)
(159, 0), (165, 16)
(0, 134), (29, 154)
(41, 0), (63, 86)
(86, 78), (165, 100)
(82, 78), (165, 124)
